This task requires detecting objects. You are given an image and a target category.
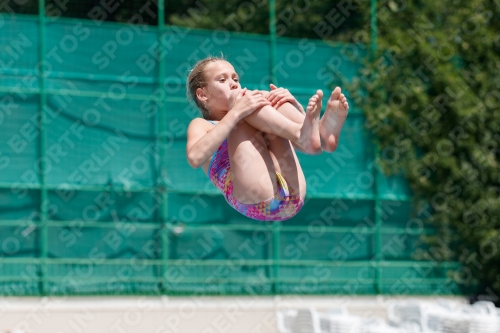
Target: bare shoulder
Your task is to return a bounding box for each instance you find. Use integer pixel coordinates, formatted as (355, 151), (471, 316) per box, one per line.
(188, 117), (212, 130)
(187, 118), (213, 139)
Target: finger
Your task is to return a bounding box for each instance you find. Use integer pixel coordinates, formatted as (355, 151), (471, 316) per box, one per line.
(270, 83), (278, 90)
(253, 95), (270, 104)
(272, 95), (287, 106)
(268, 93), (281, 105)
(269, 87), (284, 94)
(276, 100), (289, 109)
(259, 100), (272, 108)
(265, 90), (277, 100)
(267, 91), (279, 103)
(262, 96), (272, 103)
(275, 97), (293, 109)
(254, 100), (270, 110)
(266, 88), (283, 99)
(246, 90), (259, 96)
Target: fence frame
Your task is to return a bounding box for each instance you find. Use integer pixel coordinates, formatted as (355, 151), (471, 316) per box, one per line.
(0, 0), (465, 296)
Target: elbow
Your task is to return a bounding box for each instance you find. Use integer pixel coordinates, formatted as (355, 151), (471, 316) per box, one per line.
(187, 151), (202, 169)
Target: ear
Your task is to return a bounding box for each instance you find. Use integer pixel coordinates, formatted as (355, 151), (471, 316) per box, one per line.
(196, 87), (208, 103)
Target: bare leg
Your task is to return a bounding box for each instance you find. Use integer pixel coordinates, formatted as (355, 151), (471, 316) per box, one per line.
(273, 103), (316, 155)
(255, 100), (310, 154)
(319, 87), (349, 152)
(227, 120), (278, 204)
(266, 92), (327, 155)
(264, 133), (307, 201)
(274, 103), (305, 124)
(243, 103), (322, 155)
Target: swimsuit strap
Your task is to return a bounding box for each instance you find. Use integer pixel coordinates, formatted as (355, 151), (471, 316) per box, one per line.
(206, 119), (218, 176)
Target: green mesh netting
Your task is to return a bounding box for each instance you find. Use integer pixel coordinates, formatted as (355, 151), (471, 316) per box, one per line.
(0, 14), (462, 296)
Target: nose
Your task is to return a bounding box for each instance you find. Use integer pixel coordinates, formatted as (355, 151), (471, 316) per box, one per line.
(230, 80), (238, 89)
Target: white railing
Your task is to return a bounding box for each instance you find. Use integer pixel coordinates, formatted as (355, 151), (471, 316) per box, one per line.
(277, 300), (499, 333)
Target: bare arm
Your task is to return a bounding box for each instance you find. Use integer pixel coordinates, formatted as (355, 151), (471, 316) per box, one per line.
(186, 113), (240, 168)
(186, 89), (271, 168)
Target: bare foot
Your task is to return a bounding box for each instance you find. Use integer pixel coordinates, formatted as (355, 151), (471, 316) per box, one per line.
(320, 87), (349, 152)
(297, 90), (323, 155)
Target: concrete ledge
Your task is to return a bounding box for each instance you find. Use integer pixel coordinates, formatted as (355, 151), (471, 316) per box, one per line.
(0, 295), (467, 333)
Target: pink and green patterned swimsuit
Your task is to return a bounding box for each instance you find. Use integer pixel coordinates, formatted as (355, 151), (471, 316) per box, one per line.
(207, 120), (304, 221)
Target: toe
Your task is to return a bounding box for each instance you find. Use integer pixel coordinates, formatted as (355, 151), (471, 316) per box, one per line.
(330, 87), (341, 101)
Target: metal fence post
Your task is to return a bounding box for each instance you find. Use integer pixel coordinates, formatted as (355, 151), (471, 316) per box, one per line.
(374, 162), (383, 294)
(38, 0), (48, 296)
(268, 0), (280, 294)
(272, 222), (280, 294)
(370, 0), (383, 294)
(269, 0), (277, 85)
(157, 0), (170, 294)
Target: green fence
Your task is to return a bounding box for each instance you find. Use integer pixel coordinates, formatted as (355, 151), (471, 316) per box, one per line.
(0, 1), (463, 296)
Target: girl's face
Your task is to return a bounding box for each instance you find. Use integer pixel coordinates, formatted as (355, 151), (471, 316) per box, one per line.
(197, 61), (241, 119)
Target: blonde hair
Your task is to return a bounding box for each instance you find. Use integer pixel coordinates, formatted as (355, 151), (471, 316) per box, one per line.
(187, 56), (226, 119)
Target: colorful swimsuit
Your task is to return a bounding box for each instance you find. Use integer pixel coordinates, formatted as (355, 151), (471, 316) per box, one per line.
(207, 120), (304, 221)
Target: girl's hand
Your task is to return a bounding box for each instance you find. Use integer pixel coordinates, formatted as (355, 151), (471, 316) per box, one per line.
(230, 88), (271, 120)
(266, 83), (301, 110)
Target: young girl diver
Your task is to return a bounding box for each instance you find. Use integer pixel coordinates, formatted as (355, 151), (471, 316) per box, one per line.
(186, 57), (349, 221)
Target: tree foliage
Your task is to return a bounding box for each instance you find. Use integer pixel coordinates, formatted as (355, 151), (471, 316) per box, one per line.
(348, 0), (500, 301)
(2, 0), (366, 40)
(169, 0), (367, 40)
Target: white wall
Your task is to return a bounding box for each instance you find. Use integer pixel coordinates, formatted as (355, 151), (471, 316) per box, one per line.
(0, 296), (467, 333)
